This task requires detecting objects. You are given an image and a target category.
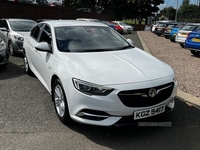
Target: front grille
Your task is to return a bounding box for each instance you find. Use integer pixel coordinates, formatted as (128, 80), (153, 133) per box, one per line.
(118, 82), (174, 107)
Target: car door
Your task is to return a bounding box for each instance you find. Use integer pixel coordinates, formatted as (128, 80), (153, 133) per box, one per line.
(24, 23), (44, 71)
(33, 24), (53, 89)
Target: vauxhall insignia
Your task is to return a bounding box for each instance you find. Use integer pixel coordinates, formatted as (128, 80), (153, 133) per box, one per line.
(148, 88), (157, 98)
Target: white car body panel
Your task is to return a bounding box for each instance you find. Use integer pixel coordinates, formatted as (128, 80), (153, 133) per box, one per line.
(23, 20), (177, 126)
(175, 30), (191, 44)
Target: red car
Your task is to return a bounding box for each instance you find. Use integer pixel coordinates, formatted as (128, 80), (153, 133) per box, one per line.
(111, 21), (123, 34)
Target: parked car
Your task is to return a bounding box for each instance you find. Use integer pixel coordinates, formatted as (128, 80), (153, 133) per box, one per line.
(32, 0), (49, 6)
(169, 23), (186, 42)
(100, 20), (116, 30)
(76, 8), (92, 13)
(175, 23), (200, 48)
(0, 37), (9, 67)
(185, 27), (200, 56)
(111, 21), (133, 34)
(154, 22), (176, 36)
(76, 18), (100, 22)
(150, 20), (174, 33)
(49, 2), (62, 8)
(23, 20), (177, 126)
(0, 18), (37, 56)
(8, 0), (32, 4)
(164, 23), (185, 39)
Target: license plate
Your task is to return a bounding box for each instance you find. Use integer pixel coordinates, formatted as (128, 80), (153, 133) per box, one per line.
(168, 29), (171, 32)
(134, 105), (165, 120)
(192, 38), (200, 42)
(180, 33), (187, 36)
(158, 28), (162, 30)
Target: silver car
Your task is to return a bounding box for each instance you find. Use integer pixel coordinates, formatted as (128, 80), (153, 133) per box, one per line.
(175, 23), (200, 48)
(0, 18), (37, 56)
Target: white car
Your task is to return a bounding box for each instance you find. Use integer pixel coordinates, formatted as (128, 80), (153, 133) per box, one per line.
(112, 21), (133, 34)
(23, 20), (177, 126)
(151, 20), (175, 33)
(175, 23), (200, 48)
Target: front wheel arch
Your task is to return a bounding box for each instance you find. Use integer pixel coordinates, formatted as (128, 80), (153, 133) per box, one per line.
(52, 78), (72, 124)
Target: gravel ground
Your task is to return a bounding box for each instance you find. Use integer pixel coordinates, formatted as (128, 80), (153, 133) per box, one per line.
(138, 31), (200, 98)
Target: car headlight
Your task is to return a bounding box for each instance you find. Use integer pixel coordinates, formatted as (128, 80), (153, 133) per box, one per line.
(14, 35), (24, 41)
(72, 78), (114, 96)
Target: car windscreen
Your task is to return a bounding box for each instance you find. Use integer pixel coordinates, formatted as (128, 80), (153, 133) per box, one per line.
(9, 20), (37, 31)
(55, 26), (133, 52)
(181, 25), (199, 31)
(175, 24), (185, 29)
(158, 23), (167, 27)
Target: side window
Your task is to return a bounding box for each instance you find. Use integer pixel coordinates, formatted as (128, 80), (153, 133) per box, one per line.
(0, 20), (8, 29)
(39, 25), (51, 44)
(30, 24), (43, 40)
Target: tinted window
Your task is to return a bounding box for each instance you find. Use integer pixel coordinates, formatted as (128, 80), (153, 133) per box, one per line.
(0, 20), (8, 29)
(39, 25), (51, 44)
(181, 25), (199, 31)
(30, 24), (43, 40)
(55, 26), (131, 52)
(158, 23), (167, 27)
(9, 20), (36, 31)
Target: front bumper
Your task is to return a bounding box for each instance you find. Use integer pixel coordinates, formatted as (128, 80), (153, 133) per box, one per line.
(64, 77), (178, 126)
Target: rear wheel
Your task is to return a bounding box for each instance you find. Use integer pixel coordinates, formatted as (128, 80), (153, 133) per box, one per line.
(190, 50), (200, 56)
(180, 44), (185, 48)
(53, 79), (72, 125)
(170, 39), (175, 42)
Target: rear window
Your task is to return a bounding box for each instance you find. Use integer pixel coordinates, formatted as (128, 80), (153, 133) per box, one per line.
(167, 24), (176, 28)
(181, 25), (199, 31)
(158, 23), (167, 27)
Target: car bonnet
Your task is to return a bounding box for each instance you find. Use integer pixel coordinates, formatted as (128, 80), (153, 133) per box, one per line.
(59, 48), (174, 85)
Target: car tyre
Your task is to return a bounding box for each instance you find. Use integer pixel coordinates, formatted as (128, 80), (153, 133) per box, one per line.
(180, 44), (185, 48)
(8, 41), (15, 56)
(190, 50), (200, 56)
(170, 39), (175, 42)
(53, 79), (72, 125)
(23, 51), (32, 75)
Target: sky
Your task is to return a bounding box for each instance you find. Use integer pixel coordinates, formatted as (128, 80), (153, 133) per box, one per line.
(159, 0), (199, 10)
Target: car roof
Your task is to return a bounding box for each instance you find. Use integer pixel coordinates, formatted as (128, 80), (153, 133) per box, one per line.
(2, 18), (36, 21)
(41, 20), (108, 27)
(184, 23), (200, 26)
(76, 18), (100, 22)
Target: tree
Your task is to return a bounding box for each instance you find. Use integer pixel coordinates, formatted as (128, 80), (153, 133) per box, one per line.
(160, 7), (176, 20)
(62, 0), (164, 23)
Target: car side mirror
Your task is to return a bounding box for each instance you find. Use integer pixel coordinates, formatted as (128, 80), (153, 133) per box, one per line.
(126, 39), (134, 45)
(0, 27), (9, 32)
(35, 42), (52, 52)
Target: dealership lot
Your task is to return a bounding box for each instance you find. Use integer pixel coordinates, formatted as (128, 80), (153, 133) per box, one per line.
(0, 32), (200, 150)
